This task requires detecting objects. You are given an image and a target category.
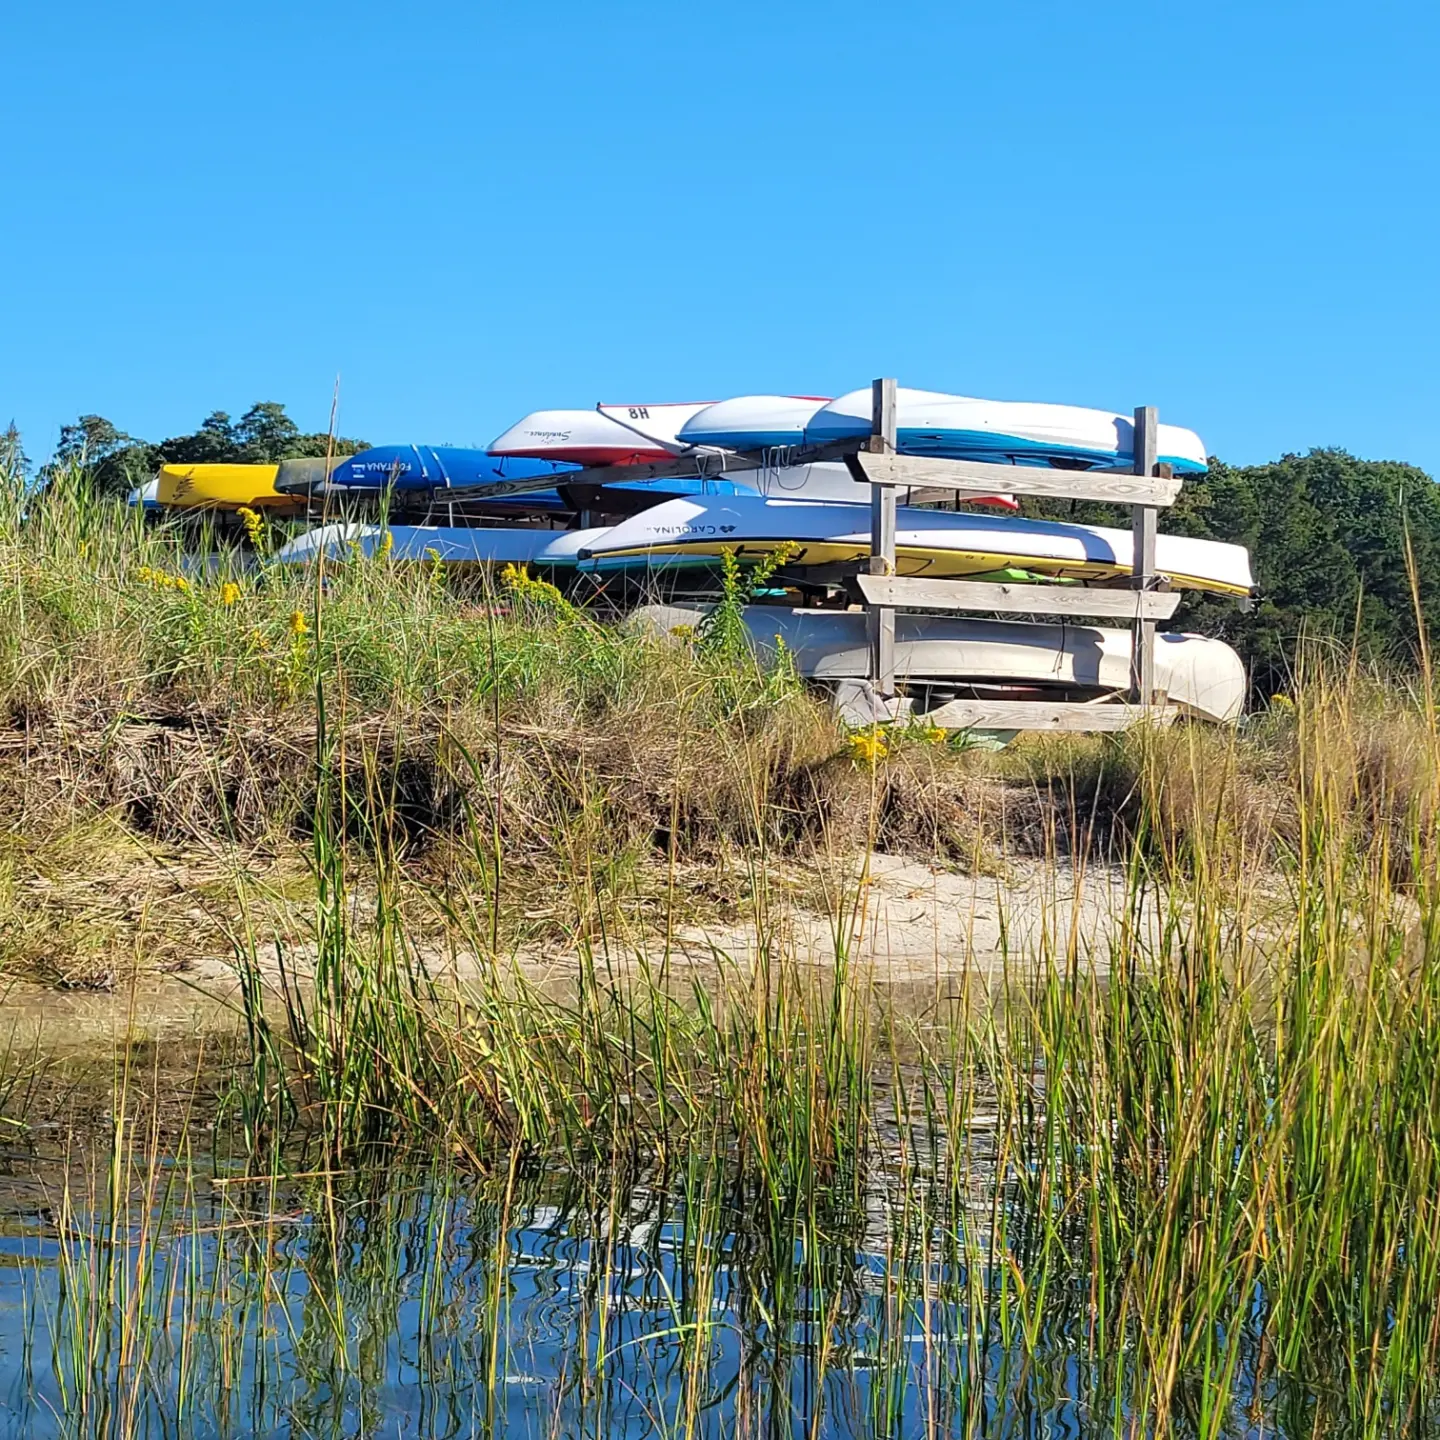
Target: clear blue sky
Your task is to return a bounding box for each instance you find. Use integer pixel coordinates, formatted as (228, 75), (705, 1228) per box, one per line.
(4, 0), (1437, 472)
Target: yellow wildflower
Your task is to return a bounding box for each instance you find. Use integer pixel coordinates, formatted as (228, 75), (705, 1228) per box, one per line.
(376, 530), (394, 559)
(235, 507), (265, 547)
(921, 724), (948, 745)
(501, 562), (565, 607)
(1270, 693), (1294, 711)
(847, 728), (889, 767)
(219, 582), (242, 607)
(135, 564), (189, 593)
(244, 627), (266, 649)
(288, 609), (310, 637)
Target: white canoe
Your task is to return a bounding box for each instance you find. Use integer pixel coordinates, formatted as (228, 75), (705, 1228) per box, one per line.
(632, 604), (1246, 722)
(577, 495), (1254, 596)
(797, 388), (1209, 472)
(274, 524), (612, 567)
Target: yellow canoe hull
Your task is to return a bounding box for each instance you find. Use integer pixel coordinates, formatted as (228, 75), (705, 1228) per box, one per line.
(155, 464), (296, 510)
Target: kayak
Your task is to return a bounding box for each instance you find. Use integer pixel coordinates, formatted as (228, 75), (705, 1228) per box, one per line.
(489, 407), (1016, 509)
(315, 445), (579, 496)
(799, 388), (1209, 472)
(273, 524), (612, 567)
(576, 495), (1255, 596)
(127, 478), (161, 510)
(630, 604), (1246, 722)
(155, 463), (299, 510)
(488, 409), (685, 465)
(674, 395), (832, 450)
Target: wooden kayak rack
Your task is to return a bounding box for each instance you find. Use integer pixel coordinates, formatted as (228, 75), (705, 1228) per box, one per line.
(835, 376), (1186, 733)
(440, 377), (1213, 734)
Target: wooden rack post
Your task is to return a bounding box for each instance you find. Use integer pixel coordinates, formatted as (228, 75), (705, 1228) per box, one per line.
(1130, 406), (1159, 705)
(867, 378), (898, 695)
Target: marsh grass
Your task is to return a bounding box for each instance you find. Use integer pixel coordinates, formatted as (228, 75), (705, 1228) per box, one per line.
(4, 468), (1440, 1436)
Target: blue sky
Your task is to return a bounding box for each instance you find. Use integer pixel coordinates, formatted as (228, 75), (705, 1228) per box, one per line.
(3, 0), (1437, 472)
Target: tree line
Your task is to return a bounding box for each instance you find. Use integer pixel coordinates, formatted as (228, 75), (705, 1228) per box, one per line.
(3, 408), (1436, 696)
(5, 403), (366, 496)
(1026, 449), (1440, 696)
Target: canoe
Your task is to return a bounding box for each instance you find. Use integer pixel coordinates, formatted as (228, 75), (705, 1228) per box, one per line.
(631, 604), (1246, 722)
(155, 464), (298, 510)
(800, 388), (1209, 472)
(577, 495), (1255, 596)
(127, 478), (161, 510)
(273, 524), (612, 567)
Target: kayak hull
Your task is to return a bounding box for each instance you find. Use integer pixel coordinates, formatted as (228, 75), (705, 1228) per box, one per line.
(578, 496), (1254, 597)
(155, 464), (296, 510)
(273, 524), (612, 567)
(803, 388), (1209, 472)
(632, 605), (1246, 722)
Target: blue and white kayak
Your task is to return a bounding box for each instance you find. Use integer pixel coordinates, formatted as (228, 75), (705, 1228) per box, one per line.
(127, 478), (161, 510)
(273, 524), (612, 567)
(320, 445), (579, 498)
(792, 389), (1208, 473)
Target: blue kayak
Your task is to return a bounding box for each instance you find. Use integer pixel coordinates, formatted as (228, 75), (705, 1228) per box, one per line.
(325, 445), (577, 495)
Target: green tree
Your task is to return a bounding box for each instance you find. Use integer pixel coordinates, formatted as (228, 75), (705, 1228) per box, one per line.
(159, 410), (239, 464)
(1170, 450), (1440, 695)
(51, 414), (158, 496)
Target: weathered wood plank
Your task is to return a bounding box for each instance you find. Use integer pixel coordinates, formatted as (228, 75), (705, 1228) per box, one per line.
(1130, 407), (1161, 704)
(852, 451), (1182, 506)
(868, 379), (899, 693)
(921, 699), (1182, 733)
(854, 573), (1180, 619)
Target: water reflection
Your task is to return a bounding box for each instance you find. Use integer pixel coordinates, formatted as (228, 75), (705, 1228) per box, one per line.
(0, 1156), (1421, 1439)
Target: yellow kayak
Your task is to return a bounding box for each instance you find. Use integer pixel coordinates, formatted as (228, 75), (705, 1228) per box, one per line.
(155, 464), (297, 511)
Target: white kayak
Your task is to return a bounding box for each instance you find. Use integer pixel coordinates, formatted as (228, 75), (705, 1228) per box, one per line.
(576, 495), (1254, 596)
(675, 395), (832, 450)
(791, 388), (1209, 472)
(632, 604), (1246, 723)
(489, 403), (1017, 508)
(274, 524), (612, 567)
(489, 407), (694, 465)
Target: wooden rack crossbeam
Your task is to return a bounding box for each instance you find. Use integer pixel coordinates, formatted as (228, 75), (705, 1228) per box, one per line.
(921, 699), (1182, 732)
(850, 451), (1182, 507)
(854, 573), (1181, 620)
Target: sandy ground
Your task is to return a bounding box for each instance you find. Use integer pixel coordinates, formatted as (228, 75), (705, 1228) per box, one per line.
(0, 855), (1162, 1056)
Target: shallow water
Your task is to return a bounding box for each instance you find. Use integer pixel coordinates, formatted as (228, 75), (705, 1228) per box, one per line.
(0, 1145), (1102, 1440)
(0, 1147), (1352, 1440)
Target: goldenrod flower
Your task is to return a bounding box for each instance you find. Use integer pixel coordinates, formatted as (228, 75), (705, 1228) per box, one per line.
(235, 507), (265, 547)
(135, 564), (189, 593)
(847, 728), (889, 767)
(219, 582), (242, 606)
(377, 530), (394, 559)
(288, 609), (310, 637)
